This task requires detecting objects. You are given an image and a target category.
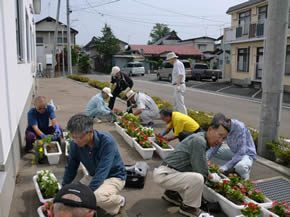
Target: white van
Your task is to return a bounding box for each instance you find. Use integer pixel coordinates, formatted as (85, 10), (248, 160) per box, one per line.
(122, 62), (145, 76)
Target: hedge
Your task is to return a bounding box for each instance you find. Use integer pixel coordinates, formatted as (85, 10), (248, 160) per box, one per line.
(266, 140), (290, 166)
(88, 80), (110, 89)
(67, 75), (89, 82)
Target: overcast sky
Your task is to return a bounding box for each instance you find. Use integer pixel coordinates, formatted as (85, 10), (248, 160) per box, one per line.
(35, 0), (246, 46)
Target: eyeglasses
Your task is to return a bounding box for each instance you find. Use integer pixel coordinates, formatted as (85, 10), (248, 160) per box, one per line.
(72, 133), (88, 141)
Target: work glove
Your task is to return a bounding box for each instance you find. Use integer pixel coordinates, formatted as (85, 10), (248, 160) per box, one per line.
(219, 166), (227, 173)
(176, 86), (181, 92)
(40, 134), (47, 139)
(55, 125), (62, 137)
(160, 131), (166, 136)
(124, 87), (131, 94)
(209, 173), (221, 183)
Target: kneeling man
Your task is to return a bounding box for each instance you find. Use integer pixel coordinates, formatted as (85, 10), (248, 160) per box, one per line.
(62, 114), (127, 217)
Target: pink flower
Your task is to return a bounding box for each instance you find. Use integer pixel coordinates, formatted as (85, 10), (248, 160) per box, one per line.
(47, 210), (51, 217)
(248, 190), (252, 195)
(272, 200), (278, 206)
(44, 202), (49, 207)
(234, 173), (238, 177)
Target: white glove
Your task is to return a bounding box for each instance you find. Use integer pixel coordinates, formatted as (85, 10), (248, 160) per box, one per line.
(219, 166), (227, 173)
(209, 173), (221, 183)
(176, 86), (181, 92)
(124, 87), (131, 94)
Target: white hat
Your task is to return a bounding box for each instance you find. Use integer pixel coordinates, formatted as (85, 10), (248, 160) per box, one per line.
(111, 66), (120, 77)
(166, 52), (178, 60)
(102, 87), (113, 97)
(126, 90), (135, 101)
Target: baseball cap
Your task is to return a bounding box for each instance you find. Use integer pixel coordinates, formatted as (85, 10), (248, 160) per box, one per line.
(102, 87), (113, 97)
(54, 183), (97, 210)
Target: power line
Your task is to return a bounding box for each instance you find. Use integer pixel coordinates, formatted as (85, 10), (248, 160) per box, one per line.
(131, 0), (228, 24)
(72, 0), (120, 11)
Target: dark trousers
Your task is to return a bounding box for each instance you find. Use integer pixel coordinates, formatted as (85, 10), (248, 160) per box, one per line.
(25, 126), (63, 151)
(178, 128), (202, 142)
(108, 87), (132, 113)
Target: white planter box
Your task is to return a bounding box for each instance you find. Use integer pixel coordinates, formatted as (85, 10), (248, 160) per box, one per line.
(80, 163), (89, 176)
(122, 131), (135, 148)
(132, 139), (156, 160)
(114, 122), (124, 135)
(246, 196), (272, 209)
(261, 207), (279, 217)
(33, 174), (61, 203)
(44, 141), (62, 165)
(203, 185), (246, 217)
(151, 140), (174, 160)
(37, 206), (45, 217)
(65, 141), (69, 157)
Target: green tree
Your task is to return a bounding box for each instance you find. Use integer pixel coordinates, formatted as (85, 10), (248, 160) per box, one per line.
(78, 54), (90, 74)
(95, 24), (120, 74)
(148, 23), (171, 44)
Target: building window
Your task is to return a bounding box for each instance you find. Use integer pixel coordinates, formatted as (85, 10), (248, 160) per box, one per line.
(258, 6), (267, 24)
(239, 10), (251, 35)
(237, 48), (250, 72)
(285, 46), (290, 75)
(36, 37), (43, 44)
(15, 0), (24, 62)
(198, 44), (207, 51)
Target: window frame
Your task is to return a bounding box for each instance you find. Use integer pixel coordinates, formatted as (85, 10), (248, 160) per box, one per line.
(237, 48), (250, 72)
(239, 10), (251, 35)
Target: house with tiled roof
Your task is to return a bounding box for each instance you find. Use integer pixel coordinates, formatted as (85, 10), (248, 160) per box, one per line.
(224, 0), (290, 92)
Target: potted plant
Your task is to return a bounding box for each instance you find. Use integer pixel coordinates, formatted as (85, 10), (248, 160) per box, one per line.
(240, 202), (262, 217)
(43, 136), (62, 165)
(151, 133), (174, 160)
(113, 108), (124, 117)
(64, 131), (72, 157)
(133, 132), (156, 160)
(264, 200), (290, 217)
(37, 201), (53, 217)
(33, 139), (45, 164)
(33, 170), (60, 203)
(139, 127), (154, 140)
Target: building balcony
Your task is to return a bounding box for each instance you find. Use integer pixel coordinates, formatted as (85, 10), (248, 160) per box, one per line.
(224, 23), (266, 44)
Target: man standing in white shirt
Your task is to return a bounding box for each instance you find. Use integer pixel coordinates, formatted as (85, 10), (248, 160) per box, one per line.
(126, 90), (159, 127)
(167, 52), (187, 115)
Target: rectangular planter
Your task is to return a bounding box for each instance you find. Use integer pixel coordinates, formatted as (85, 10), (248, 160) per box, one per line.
(114, 122), (124, 135)
(151, 140), (174, 160)
(33, 174), (61, 203)
(132, 139), (156, 160)
(246, 196), (272, 209)
(122, 131), (135, 148)
(44, 141), (62, 165)
(261, 207), (279, 217)
(37, 206), (45, 217)
(203, 185), (247, 217)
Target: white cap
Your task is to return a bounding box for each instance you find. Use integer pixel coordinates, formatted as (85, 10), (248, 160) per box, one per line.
(102, 87), (113, 97)
(111, 66), (120, 77)
(166, 52), (178, 60)
(126, 90), (135, 101)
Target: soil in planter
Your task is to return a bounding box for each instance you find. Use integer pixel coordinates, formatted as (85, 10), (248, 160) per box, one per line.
(46, 143), (58, 153)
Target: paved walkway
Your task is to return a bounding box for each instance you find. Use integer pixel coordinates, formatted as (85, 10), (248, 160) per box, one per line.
(8, 77), (289, 217)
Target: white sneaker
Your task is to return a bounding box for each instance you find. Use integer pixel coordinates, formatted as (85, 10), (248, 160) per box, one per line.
(93, 118), (102, 123)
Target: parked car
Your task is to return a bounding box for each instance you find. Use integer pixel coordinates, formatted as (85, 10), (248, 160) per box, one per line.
(191, 64), (221, 81)
(157, 60), (192, 82)
(122, 62), (145, 76)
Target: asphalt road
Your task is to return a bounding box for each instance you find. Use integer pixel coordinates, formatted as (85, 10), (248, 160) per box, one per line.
(87, 74), (290, 136)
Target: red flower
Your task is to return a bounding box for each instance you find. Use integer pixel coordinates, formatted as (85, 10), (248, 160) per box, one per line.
(233, 186), (238, 190)
(244, 202), (248, 207)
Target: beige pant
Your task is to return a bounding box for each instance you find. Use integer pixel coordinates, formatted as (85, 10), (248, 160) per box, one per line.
(173, 84), (187, 115)
(80, 175), (125, 215)
(153, 166), (204, 208)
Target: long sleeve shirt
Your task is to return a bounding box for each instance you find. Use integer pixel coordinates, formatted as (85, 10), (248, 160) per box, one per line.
(62, 130), (127, 191)
(86, 93), (111, 118)
(206, 119), (257, 171)
(111, 72), (133, 91)
(164, 132), (210, 179)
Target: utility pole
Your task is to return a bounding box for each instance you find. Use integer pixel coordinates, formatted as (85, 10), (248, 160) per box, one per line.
(52, 0), (61, 77)
(258, 0), (289, 159)
(62, 27), (65, 76)
(66, 0), (72, 75)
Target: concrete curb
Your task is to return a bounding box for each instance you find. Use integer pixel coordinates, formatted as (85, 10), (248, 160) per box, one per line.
(256, 156), (290, 178)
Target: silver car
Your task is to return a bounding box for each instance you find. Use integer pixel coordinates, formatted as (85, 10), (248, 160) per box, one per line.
(157, 60), (192, 82)
(122, 62), (145, 77)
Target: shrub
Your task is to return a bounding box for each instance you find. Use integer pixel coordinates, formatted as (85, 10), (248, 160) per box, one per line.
(67, 75), (89, 82)
(187, 109), (212, 130)
(88, 80), (110, 89)
(266, 140), (290, 166)
(78, 54), (90, 74)
(248, 127), (259, 146)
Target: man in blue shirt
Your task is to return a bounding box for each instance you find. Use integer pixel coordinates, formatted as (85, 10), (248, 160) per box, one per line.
(86, 87), (113, 122)
(62, 114), (127, 216)
(207, 113), (257, 180)
(25, 96), (62, 152)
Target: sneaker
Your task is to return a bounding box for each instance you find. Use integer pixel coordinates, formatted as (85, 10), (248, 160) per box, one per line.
(179, 203), (202, 217)
(146, 121), (154, 128)
(93, 118), (102, 123)
(162, 190), (183, 206)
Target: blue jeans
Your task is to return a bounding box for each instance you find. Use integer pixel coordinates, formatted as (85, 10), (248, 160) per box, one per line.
(212, 146), (253, 180)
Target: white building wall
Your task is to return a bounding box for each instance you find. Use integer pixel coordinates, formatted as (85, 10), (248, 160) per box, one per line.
(0, 0), (36, 164)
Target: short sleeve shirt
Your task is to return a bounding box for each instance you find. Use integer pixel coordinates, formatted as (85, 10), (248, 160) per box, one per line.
(172, 60), (186, 84)
(27, 105), (56, 132)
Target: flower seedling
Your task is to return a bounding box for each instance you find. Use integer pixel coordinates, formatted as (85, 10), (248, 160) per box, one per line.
(241, 202), (262, 217)
(155, 133), (169, 149)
